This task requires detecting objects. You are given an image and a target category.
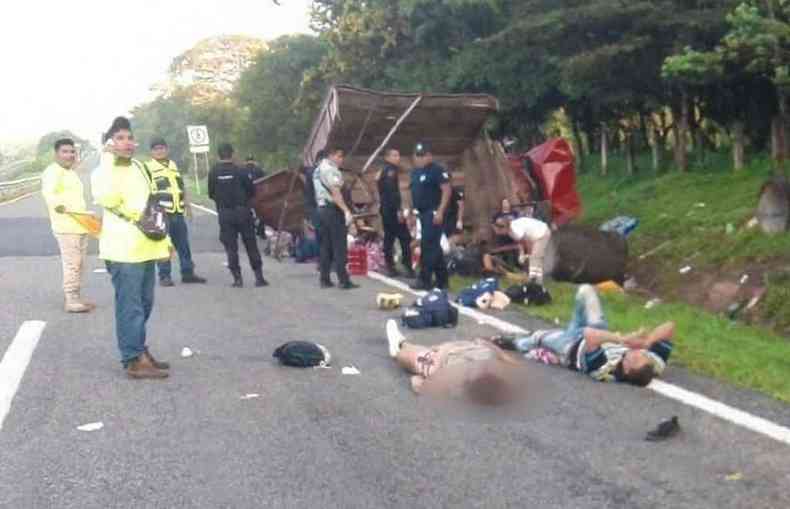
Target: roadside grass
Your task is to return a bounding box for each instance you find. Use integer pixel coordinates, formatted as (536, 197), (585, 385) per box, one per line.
(449, 151), (790, 402)
(450, 275), (790, 403)
(578, 152), (790, 272)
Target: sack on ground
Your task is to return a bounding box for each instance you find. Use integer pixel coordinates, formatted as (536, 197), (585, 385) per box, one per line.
(273, 341), (331, 367)
(377, 292), (403, 310)
(457, 277), (499, 308)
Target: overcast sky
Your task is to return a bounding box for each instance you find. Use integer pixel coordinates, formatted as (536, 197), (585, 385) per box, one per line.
(0, 0), (312, 145)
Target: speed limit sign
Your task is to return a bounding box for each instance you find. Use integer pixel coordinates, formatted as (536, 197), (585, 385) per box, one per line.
(186, 125), (210, 147)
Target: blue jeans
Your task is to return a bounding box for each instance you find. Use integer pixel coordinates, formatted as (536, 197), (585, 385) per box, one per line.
(515, 285), (608, 366)
(158, 213), (195, 279)
(107, 261), (156, 367)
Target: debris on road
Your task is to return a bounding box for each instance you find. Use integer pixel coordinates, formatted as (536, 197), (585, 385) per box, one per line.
(377, 292), (403, 310)
(273, 341), (331, 367)
(240, 393), (260, 400)
(645, 298), (662, 310)
(739, 274), (749, 285)
(645, 416), (680, 442)
(77, 422), (104, 432)
(342, 366), (361, 375)
(638, 240), (672, 260)
(181, 347), (194, 358)
(725, 472), (743, 482)
(679, 266), (692, 274)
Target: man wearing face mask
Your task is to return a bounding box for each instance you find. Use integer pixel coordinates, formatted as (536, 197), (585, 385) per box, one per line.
(41, 138), (95, 313)
(91, 117), (172, 379)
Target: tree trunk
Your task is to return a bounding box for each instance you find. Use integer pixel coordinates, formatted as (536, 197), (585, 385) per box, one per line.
(625, 132), (635, 176)
(571, 121), (585, 174)
(649, 122), (661, 173)
(600, 123), (608, 176)
(673, 92), (689, 172)
(771, 93), (787, 175)
(732, 121), (746, 171)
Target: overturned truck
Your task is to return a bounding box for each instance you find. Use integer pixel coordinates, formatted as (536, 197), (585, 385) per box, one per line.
(301, 85), (515, 242)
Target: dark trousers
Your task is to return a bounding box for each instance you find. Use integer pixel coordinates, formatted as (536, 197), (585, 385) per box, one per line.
(158, 213), (195, 279)
(107, 261), (155, 367)
(218, 207), (262, 275)
(318, 205), (349, 283)
(381, 212), (412, 269)
(419, 210), (448, 289)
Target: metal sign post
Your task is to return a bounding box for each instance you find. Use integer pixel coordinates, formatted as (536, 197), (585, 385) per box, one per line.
(186, 125), (211, 195)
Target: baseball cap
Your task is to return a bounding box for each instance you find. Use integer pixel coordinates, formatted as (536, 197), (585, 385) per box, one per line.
(414, 142), (431, 157)
(150, 137), (168, 149)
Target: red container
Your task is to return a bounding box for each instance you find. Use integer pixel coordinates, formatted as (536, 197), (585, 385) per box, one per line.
(347, 244), (368, 276)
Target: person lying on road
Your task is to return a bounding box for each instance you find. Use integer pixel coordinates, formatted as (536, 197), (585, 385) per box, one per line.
(493, 284), (674, 386)
(385, 319), (523, 405)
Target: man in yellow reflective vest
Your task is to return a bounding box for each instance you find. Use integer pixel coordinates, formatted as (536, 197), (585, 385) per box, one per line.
(92, 117), (172, 379)
(41, 138), (95, 313)
(148, 138), (206, 287)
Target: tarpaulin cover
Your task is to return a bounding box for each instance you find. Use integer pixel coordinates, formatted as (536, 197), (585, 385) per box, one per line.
(526, 139), (582, 225)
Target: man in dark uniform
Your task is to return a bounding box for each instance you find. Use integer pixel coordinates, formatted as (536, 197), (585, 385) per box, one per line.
(245, 155), (266, 183)
(377, 148), (415, 278)
(208, 143), (268, 288)
(409, 142), (451, 290)
(244, 155), (266, 238)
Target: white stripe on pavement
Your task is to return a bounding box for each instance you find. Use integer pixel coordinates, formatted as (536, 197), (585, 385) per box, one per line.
(189, 203), (218, 216)
(180, 202), (790, 447)
(368, 271), (790, 447)
(0, 321), (46, 431)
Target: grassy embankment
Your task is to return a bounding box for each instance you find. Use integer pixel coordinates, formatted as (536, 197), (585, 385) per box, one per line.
(453, 151), (790, 403)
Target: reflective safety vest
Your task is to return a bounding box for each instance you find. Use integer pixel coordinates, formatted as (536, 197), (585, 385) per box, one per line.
(147, 159), (185, 214)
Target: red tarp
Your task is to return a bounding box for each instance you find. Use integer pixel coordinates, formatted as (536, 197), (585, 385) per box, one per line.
(509, 138), (582, 225)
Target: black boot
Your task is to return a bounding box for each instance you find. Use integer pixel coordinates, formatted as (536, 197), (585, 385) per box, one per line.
(254, 269), (269, 287)
(402, 265), (416, 278)
(231, 270), (243, 288)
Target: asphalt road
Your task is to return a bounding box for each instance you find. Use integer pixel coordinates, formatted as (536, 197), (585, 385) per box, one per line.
(1, 168), (789, 509)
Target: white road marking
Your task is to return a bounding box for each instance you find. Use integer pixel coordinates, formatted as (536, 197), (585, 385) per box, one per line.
(368, 271), (790, 447)
(0, 321), (46, 431)
(0, 191), (39, 207)
(189, 203), (217, 216)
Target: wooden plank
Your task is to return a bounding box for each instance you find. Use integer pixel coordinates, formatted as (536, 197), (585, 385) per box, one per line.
(360, 96), (423, 175)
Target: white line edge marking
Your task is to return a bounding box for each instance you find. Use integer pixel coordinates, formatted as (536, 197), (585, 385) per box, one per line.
(183, 203), (790, 447)
(368, 271), (790, 447)
(190, 203), (217, 216)
(0, 320), (47, 431)
(0, 190), (39, 207)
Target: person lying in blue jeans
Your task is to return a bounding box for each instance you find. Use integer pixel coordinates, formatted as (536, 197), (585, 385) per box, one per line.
(494, 285), (675, 386)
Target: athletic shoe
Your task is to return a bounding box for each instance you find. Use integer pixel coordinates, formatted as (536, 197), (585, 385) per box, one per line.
(386, 319), (405, 358)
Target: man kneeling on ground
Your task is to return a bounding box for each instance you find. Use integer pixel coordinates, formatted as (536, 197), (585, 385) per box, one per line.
(494, 285), (674, 386)
(385, 319), (522, 405)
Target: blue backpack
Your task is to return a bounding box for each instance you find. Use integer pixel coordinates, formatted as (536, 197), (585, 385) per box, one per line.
(402, 289), (458, 329)
(456, 278), (499, 307)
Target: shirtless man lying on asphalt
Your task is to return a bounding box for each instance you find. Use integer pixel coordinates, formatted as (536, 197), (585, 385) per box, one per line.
(385, 320), (524, 405)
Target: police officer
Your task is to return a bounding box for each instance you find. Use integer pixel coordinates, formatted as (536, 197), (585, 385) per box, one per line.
(409, 142), (451, 290)
(314, 146), (358, 290)
(377, 148), (414, 278)
(208, 143), (268, 288)
(148, 138), (206, 287)
(244, 155), (266, 238)
(245, 155), (266, 183)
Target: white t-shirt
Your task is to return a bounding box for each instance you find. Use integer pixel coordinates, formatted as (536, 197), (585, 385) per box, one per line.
(509, 217), (550, 241)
